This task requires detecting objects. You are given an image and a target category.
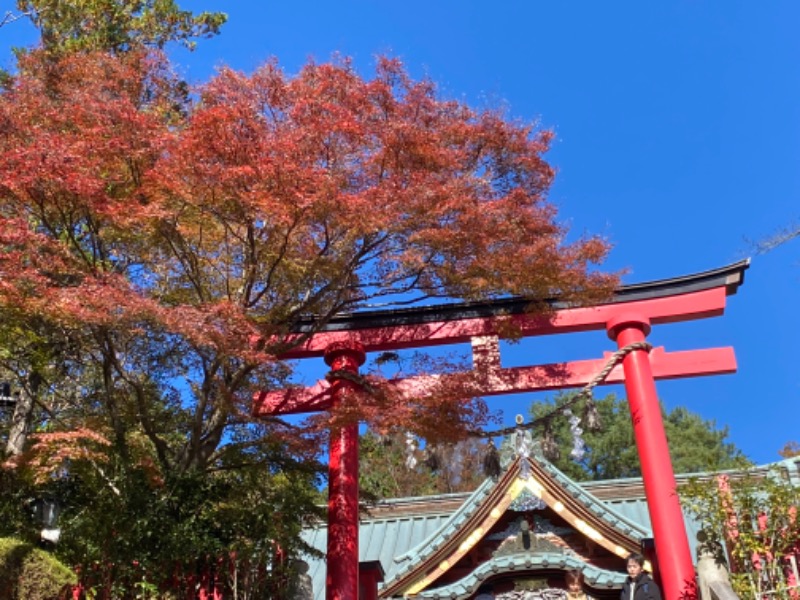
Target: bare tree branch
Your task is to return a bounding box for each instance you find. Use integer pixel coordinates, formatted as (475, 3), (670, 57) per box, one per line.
(0, 9), (35, 29)
(752, 222), (800, 254)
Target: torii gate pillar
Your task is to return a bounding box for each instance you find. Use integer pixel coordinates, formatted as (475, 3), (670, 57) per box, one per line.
(608, 314), (696, 600)
(323, 342), (366, 600)
(255, 261), (749, 600)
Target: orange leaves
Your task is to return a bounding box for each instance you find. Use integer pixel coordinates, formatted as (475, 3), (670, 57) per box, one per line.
(0, 48), (617, 444)
(154, 53), (614, 317)
(0, 48), (615, 319)
(7, 427), (168, 490)
(6, 428), (111, 485)
(303, 352), (497, 443)
(1, 51), (169, 223)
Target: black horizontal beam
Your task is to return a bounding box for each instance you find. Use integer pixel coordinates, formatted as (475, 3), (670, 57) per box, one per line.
(291, 259), (750, 333)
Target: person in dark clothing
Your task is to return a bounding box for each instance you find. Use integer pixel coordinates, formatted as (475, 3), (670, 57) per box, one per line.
(620, 552), (662, 600)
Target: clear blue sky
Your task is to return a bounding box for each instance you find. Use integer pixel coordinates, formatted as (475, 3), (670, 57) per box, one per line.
(2, 1), (798, 465)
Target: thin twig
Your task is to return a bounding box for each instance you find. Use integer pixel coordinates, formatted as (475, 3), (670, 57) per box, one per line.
(0, 9), (36, 29)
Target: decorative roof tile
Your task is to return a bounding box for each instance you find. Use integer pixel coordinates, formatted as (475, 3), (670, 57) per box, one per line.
(302, 457), (800, 600)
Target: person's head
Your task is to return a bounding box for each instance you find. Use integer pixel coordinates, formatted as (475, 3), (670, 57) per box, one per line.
(565, 570), (584, 593)
(626, 553), (645, 578)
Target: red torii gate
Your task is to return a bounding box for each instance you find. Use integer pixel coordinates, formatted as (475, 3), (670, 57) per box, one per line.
(253, 260), (749, 600)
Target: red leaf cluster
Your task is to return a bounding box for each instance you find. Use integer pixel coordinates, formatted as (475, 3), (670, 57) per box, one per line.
(0, 50), (616, 440)
(5, 427), (111, 484)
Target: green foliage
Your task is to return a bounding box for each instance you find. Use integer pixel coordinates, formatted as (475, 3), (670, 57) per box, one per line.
(528, 392), (748, 481)
(0, 469), (37, 542)
(665, 406), (747, 473)
(0, 536), (77, 600)
(15, 0), (227, 53)
(682, 465), (800, 600)
(0, 433), (326, 596)
(360, 430), (491, 499)
(58, 463), (323, 596)
(360, 431), (440, 499)
(359, 391), (746, 498)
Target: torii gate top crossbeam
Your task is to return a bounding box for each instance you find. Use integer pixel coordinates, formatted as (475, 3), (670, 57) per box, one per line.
(276, 260), (749, 359)
(258, 261), (749, 600)
(254, 261), (747, 416)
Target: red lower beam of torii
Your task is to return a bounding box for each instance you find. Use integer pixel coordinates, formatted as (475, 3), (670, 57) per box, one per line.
(253, 260), (749, 600)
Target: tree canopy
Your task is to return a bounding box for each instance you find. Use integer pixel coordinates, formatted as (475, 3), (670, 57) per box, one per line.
(0, 48), (616, 462)
(0, 40), (617, 593)
(779, 441), (800, 458)
(11, 0), (227, 53)
(528, 392), (747, 481)
(360, 431), (490, 499)
(359, 392), (748, 500)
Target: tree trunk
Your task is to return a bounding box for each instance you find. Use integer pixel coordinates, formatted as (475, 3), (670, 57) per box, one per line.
(5, 374), (39, 457)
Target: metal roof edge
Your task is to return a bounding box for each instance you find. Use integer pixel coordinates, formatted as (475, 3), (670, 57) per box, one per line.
(531, 456), (652, 539)
(392, 476), (497, 565)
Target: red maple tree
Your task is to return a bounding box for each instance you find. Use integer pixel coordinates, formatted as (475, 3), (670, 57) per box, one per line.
(0, 49), (616, 475)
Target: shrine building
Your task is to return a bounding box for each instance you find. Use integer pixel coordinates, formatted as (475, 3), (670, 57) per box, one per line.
(301, 452), (800, 600)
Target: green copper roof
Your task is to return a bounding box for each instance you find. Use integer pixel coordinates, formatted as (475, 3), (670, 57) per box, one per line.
(391, 476), (496, 575)
(413, 553), (627, 599)
(301, 458), (800, 600)
(380, 456), (649, 597)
